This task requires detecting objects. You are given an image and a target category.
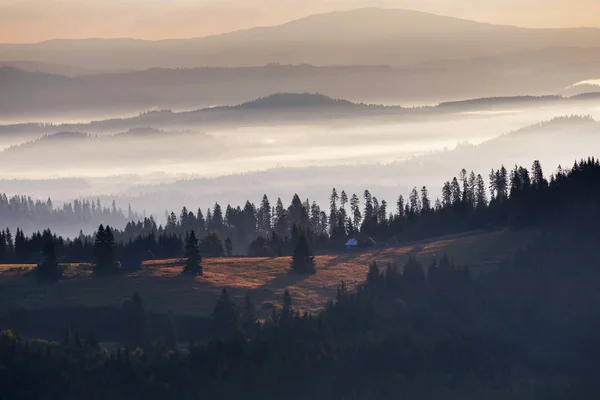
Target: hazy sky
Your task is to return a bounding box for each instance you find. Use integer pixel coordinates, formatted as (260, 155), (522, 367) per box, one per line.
(1, 0), (599, 43)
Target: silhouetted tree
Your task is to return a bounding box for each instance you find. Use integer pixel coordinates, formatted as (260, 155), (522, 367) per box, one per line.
(211, 288), (239, 339)
(199, 232), (224, 257)
(240, 293), (257, 337)
(182, 230), (202, 276)
(225, 236), (233, 257)
(35, 229), (63, 282)
(291, 235), (316, 274)
(93, 225), (119, 276)
(123, 292), (148, 349)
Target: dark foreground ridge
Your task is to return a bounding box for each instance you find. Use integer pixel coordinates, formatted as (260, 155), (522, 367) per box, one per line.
(2, 158), (600, 399)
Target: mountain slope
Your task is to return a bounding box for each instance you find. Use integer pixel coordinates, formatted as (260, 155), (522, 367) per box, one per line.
(1, 8), (600, 69)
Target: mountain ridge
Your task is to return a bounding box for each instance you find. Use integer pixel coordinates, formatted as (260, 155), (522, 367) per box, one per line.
(2, 8), (600, 70)
(2, 92), (600, 139)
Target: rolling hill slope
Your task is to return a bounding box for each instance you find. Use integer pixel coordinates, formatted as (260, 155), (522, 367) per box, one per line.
(0, 229), (537, 318)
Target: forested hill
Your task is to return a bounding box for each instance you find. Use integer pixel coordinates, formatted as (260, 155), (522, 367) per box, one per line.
(2, 158), (600, 399)
(2, 157), (599, 265)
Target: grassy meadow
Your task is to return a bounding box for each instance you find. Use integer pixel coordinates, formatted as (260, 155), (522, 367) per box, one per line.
(0, 229), (537, 318)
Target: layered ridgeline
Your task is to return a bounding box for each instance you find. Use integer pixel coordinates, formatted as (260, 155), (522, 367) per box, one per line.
(2, 8), (600, 69)
(1, 91), (599, 137)
(1, 8), (600, 114)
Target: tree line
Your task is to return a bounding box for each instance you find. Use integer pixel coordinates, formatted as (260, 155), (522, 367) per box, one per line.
(0, 158), (597, 269)
(0, 194), (138, 236)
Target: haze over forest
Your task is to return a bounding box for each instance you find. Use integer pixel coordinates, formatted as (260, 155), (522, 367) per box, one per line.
(0, 6), (599, 235)
(5, 4), (600, 399)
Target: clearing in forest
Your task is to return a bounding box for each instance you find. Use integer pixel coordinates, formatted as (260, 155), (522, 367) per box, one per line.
(0, 229), (536, 317)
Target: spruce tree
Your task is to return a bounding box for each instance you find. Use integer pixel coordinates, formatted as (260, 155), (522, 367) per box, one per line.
(291, 235), (316, 274)
(211, 288), (239, 339)
(225, 236), (233, 257)
(35, 229), (63, 282)
(183, 230), (202, 275)
(280, 289), (294, 326)
(240, 293), (257, 338)
(123, 292), (148, 349)
(93, 224), (120, 276)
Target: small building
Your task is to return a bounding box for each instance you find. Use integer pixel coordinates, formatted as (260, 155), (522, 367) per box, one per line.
(345, 238), (358, 250)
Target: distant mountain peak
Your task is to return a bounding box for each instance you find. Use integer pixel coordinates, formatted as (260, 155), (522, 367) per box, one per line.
(235, 93), (355, 109)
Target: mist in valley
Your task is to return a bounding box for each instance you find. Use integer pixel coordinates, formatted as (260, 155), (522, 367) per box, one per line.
(6, 4), (600, 399)
(1, 95), (599, 235)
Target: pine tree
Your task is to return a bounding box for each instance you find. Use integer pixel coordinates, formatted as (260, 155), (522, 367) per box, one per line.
(329, 188), (339, 236)
(123, 292), (148, 349)
(475, 174), (488, 208)
(363, 190), (374, 221)
(274, 198), (288, 237)
(196, 208), (206, 236)
(183, 230), (202, 275)
(531, 160), (546, 189)
(421, 186), (431, 213)
(310, 201), (322, 233)
(340, 190), (348, 212)
(468, 171), (477, 208)
(378, 200), (388, 224)
(442, 181), (452, 208)
(351, 193), (362, 228)
(280, 289), (294, 326)
(240, 293), (257, 338)
(409, 187), (421, 214)
(211, 288), (239, 339)
(396, 195), (405, 217)
(36, 229), (63, 282)
(258, 194), (272, 233)
(450, 178), (462, 205)
(291, 235), (316, 274)
(93, 224), (120, 276)
(211, 202), (224, 231)
(225, 236), (233, 257)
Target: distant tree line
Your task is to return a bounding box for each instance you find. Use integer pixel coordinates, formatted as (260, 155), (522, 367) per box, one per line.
(1, 158), (598, 270)
(0, 194), (138, 236)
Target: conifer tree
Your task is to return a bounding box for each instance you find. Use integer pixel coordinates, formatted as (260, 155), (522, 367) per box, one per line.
(421, 186), (431, 213)
(35, 229), (63, 282)
(351, 193), (362, 228)
(123, 292), (148, 349)
(396, 195), (405, 217)
(291, 235), (316, 274)
(225, 236), (233, 257)
(211, 288), (239, 339)
(93, 224), (120, 276)
(183, 230), (202, 275)
(340, 190), (348, 212)
(280, 289), (294, 325)
(240, 293), (257, 337)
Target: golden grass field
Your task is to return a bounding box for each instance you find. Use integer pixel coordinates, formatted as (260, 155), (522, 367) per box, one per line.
(0, 229), (537, 318)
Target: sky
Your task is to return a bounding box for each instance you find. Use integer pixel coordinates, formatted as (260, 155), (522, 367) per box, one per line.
(1, 0), (599, 43)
